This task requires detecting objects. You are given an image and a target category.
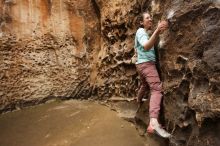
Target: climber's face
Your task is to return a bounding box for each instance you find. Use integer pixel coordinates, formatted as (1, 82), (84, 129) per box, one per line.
(141, 13), (152, 29)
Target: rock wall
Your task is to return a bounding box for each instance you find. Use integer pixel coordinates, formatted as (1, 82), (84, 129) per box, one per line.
(0, 0), (100, 111)
(0, 0), (220, 146)
(160, 1), (220, 145)
(94, 0), (140, 99)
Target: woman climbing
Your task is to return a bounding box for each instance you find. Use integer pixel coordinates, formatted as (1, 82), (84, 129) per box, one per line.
(134, 12), (171, 138)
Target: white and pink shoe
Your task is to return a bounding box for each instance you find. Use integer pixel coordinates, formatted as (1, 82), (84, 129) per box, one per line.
(147, 118), (171, 138)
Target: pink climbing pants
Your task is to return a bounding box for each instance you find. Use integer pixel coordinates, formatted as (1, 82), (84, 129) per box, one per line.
(136, 61), (162, 118)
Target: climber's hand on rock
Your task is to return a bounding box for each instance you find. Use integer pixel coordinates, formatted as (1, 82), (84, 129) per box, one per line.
(156, 20), (168, 34)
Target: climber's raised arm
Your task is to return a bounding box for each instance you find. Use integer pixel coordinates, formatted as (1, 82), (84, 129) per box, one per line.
(142, 21), (168, 50)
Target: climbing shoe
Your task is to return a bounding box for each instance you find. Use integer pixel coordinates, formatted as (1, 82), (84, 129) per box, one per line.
(147, 119), (171, 138)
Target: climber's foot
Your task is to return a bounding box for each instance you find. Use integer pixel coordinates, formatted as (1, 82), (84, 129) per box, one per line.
(147, 118), (171, 138)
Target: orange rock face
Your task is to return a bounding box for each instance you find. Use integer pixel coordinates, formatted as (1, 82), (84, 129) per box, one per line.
(0, 0), (100, 109)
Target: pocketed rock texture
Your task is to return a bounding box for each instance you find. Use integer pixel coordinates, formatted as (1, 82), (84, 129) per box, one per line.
(0, 0), (101, 111)
(94, 0), (140, 99)
(0, 0), (220, 146)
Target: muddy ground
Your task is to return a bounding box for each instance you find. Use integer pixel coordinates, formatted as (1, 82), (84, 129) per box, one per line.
(0, 100), (148, 146)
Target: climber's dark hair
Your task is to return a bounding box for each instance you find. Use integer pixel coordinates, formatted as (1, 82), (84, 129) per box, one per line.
(137, 11), (150, 28)
(141, 12), (150, 21)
